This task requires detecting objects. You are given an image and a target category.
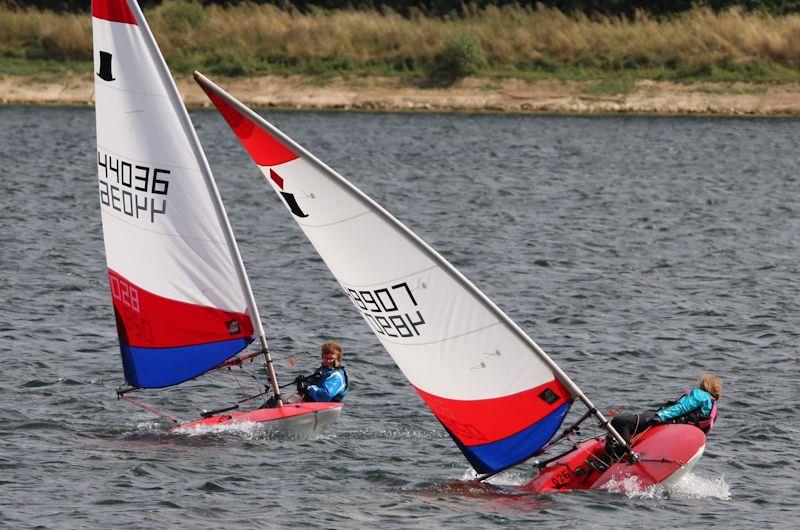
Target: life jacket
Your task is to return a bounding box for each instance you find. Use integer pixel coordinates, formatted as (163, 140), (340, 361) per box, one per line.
(330, 366), (349, 403)
(659, 389), (717, 434)
(308, 365), (349, 402)
(701, 400), (718, 434)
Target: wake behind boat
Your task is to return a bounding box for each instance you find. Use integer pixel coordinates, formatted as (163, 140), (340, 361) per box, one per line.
(193, 71), (711, 492)
(92, 0), (340, 436)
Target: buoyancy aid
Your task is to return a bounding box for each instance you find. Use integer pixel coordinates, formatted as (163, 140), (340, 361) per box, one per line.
(307, 365), (349, 402)
(329, 366), (349, 403)
(658, 389), (718, 434)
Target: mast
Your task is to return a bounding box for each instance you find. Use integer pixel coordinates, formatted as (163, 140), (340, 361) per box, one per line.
(194, 71), (627, 444)
(126, 1), (282, 405)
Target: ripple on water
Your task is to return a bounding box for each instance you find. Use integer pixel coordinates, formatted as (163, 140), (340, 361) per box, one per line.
(1, 108), (798, 528)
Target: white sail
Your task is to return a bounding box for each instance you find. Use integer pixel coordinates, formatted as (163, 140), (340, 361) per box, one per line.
(92, 0), (264, 388)
(196, 73), (584, 473)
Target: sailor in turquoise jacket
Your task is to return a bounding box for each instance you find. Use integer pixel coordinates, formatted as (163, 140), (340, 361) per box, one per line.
(604, 374), (722, 461)
(656, 387), (715, 422)
(295, 340), (349, 403)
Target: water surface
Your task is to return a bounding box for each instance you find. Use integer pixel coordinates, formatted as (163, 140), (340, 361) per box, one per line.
(0, 107), (797, 528)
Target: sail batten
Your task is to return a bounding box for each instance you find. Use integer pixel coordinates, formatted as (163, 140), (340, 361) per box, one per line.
(196, 71), (593, 472)
(93, 1), (266, 389)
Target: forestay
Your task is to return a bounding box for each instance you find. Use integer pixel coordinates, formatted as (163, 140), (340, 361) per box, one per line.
(196, 73), (575, 474)
(92, 1), (259, 389)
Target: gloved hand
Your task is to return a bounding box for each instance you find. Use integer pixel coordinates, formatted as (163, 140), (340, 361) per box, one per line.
(295, 375), (308, 393)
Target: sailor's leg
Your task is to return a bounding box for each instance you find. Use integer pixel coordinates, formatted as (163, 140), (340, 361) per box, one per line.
(604, 413), (640, 460)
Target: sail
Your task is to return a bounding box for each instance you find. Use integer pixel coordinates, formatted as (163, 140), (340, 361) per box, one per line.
(92, 1), (258, 389)
(196, 73), (573, 474)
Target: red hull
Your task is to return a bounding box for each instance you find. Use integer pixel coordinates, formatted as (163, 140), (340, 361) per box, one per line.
(524, 424), (706, 493)
(175, 402), (343, 433)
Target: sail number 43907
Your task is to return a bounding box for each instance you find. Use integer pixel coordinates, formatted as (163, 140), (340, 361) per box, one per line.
(346, 282), (426, 338)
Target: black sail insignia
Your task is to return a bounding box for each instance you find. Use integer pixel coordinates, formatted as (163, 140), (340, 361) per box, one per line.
(97, 51), (115, 81)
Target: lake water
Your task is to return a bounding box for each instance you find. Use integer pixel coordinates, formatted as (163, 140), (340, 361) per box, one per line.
(0, 106), (798, 528)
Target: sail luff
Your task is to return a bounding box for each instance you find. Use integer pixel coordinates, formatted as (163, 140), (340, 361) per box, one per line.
(123, 2), (279, 391)
(191, 71), (629, 448)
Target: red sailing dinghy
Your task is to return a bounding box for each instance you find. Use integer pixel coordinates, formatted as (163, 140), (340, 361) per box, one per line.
(192, 72), (707, 492)
(92, 0), (341, 435)
(524, 424), (706, 493)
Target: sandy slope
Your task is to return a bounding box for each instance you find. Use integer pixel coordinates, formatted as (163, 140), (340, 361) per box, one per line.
(3, 73), (800, 115)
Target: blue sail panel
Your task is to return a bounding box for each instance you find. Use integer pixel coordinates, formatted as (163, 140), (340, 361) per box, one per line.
(120, 337), (252, 389)
(448, 402), (572, 475)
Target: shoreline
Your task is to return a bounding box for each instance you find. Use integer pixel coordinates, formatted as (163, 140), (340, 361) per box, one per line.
(4, 73), (800, 115)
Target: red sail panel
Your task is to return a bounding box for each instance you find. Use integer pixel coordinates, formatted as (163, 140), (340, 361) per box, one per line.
(108, 269), (253, 349)
(202, 87), (299, 166)
(414, 379), (572, 446)
(92, 0), (138, 25)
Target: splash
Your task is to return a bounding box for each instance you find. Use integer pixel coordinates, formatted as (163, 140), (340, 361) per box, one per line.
(461, 466), (531, 487)
(170, 419), (330, 442)
(602, 472), (731, 500)
(665, 472), (731, 500)
(135, 421), (166, 432)
(461, 467), (479, 482)
(601, 475), (658, 498)
(169, 420), (309, 442)
(171, 420), (262, 438)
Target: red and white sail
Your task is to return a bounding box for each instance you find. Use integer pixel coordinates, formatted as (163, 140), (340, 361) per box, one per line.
(196, 72), (575, 473)
(93, 1), (262, 388)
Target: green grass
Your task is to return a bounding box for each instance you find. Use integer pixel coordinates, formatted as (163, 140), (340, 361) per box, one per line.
(0, 57), (88, 78)
(583, 78), (636, 96)
(4, 55), (799, 90)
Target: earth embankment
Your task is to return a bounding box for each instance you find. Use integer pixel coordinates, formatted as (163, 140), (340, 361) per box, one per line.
(4, 74), (800, 115)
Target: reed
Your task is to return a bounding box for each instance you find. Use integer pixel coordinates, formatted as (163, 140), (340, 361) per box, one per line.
(3, 2), (800, 81)
(0, 4), (91, 61)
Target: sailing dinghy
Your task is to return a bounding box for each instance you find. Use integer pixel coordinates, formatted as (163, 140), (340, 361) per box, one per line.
(194, 72), (707, 492)
(92, 0), (341, 435)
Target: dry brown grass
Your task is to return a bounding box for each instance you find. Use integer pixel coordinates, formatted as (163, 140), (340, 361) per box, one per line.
(0, 5), (91, 60)
(3, 2), (800, 79)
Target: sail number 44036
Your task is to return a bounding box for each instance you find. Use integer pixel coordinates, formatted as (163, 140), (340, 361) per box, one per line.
(97, 150), (170, 223)
(346, 282), (426, 338)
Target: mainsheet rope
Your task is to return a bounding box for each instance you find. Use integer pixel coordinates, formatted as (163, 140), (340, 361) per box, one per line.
(118, 394), (179, 424)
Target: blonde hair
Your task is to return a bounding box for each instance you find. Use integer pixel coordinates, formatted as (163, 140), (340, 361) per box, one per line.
(321, 340), (343, 362)
(699, 373), (723, 399)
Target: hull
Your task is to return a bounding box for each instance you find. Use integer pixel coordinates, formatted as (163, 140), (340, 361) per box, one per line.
(524, 424), (706, 494)
(175, 402), (343, 437)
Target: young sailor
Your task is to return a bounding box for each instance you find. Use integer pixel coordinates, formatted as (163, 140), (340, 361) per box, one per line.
(295, 340), (349, 403)
(604, 373), (722, 460)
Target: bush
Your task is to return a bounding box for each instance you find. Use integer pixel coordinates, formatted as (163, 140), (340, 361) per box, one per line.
(152, 0), (209, 34)
(431, 30), (486, 79)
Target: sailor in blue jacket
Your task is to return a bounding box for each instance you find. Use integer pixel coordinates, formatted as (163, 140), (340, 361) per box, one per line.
(295, 340), (349, 402)
(604, 374), (722, 461)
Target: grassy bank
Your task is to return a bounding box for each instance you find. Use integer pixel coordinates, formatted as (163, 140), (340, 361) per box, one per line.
(3, 2), (800, 83)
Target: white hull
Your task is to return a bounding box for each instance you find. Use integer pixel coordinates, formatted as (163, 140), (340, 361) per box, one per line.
(659, 444), (705, 488)
(176, 402), (343, 439)
(261, 406), (342, 437)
